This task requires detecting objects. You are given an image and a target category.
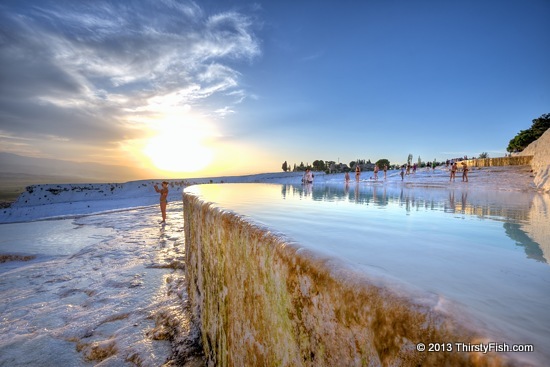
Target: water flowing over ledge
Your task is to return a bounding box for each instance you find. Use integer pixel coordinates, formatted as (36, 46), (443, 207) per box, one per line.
(183, 184), (549, 366)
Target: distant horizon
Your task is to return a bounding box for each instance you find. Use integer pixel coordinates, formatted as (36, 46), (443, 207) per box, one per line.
(1, 148), (505, 182)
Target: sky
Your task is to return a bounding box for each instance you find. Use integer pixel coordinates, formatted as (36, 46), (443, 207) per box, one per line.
(0, 0), (549, 179)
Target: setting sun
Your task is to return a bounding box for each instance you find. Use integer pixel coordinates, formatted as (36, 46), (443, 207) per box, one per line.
(143, 117), (214, 173)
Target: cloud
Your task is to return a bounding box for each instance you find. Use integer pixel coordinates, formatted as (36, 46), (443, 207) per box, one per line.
(214, 106), (236, 118)
(0, 0), (261, 160)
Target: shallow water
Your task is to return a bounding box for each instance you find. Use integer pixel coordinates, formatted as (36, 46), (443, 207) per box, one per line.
(186, 182), (550, 364)
(0, 202), (204, 366)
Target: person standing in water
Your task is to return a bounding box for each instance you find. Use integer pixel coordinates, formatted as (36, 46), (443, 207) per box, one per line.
(450, 162), (458, 182)
(303, 168), (313, 184)
(355, 165), (361, 181)
(154, 181), (169, 223)
(461, 162), (469, 182)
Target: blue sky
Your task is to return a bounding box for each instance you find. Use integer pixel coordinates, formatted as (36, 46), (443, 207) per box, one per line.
(1, 0), (548, 178)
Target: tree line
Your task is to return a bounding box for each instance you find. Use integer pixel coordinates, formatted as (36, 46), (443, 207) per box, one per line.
(507, 113), (549, 153)
(282, 159), (393, 173)
(281, 113), (549, 173)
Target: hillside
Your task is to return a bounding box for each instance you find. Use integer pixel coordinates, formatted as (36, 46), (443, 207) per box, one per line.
(0, 152), (150, 201)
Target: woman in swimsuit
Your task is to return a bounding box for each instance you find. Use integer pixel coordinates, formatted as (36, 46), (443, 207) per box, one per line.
(450, 162), (457, 182)
(154, 181), (169, 223)
(355, 165), (361, 181)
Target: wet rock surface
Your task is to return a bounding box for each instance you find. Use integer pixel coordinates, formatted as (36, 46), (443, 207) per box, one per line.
(0, 202), (204, 366)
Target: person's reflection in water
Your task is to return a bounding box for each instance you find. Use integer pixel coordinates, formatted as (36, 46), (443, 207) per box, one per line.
(461, 191), (468, 213)
(304, 182), (312, 196)
(449, 191), (455, 211)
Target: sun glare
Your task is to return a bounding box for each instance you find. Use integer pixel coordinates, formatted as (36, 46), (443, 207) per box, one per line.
(144, 117), (214, 173)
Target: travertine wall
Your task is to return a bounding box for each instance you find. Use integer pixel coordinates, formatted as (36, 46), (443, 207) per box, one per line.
(183, 192), (522, 367)
(458, 155), (533, 168)
(519, 128), (550, 192)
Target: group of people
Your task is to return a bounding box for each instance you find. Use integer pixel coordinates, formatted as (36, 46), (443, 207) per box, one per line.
(306, 161), (471, 185)
(397, 161), (469, 182)
(450, 161), (469, 182)
(343, 164), (388, 183)
(350, 161), (470, 183)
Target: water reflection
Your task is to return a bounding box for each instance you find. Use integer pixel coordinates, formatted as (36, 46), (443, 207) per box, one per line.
(281, 183), (550, 264)
(504, 222), (547, 263)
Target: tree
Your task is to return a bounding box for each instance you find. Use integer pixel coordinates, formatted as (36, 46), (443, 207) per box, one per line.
(375, 158), (390, 169)
(507, 113), (550, 152)
(407, 154), (413, 166)
(282, 161), (288, 172)
(312, 160), (326, 171)
(479, 152), (489, 158)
